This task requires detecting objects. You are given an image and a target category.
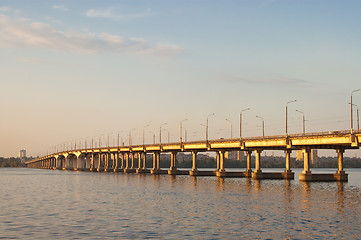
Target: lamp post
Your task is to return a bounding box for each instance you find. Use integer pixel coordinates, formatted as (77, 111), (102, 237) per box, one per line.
(180, 119), (188, 144)
(349, 103), (360, 131)
(107, 134), (110, 147)
(295, 110), (306, 134)
(129, 128), (136, 147)
(206, 113), (215, 142)
(351, 89), (361, 133)
(286, 100), (297, 135)
(99, 134), (104, 148)
(143, 124), (150, 145)
(164, 129), (170, 143)
(240, 108), (250, 139)
(159, 123), (167, 144)
(225, 118), (233, 138)
(117, 131), (123, 147)
(255, 115), (265, 137)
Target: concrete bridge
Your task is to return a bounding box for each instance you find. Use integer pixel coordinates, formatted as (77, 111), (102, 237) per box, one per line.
(26, 130), (361, 181)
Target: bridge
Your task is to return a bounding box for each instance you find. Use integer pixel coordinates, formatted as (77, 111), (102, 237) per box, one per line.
(26, 130), (361, 181)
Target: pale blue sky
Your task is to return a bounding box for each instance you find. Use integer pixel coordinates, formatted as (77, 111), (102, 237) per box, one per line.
(1, 0), (361, 157)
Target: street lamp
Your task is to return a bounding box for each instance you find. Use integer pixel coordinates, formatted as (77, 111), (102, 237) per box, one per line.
(180, 119), (188, 144)
(295, 110), (306, 134)
(349, 103), (360, 131)
(240, 108), (250, 139)
(286, 100), (297, 135)
(351, 89), (361, 133)
(255, 115), (265, 137)
(98, 134), (104, 148)
(117, 131), (124, 147)
(129, 128), (136, 146)
(225, 118), (233, 138)
(143, 124), (150, 145)
(159, 123), (167, 144)
(164, 129), (170, 143)
(206, 113), (215, 142)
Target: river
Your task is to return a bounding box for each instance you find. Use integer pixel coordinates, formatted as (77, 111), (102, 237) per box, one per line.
(0, 168), (360, 239)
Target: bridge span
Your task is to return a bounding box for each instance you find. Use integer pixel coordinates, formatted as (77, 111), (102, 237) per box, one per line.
(26, 130), (361, 181)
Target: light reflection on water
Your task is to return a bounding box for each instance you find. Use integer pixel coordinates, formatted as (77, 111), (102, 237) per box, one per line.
(0, 168), (360, 239)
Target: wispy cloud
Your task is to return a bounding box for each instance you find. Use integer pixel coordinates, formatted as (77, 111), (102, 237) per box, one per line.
(0, 14), (181, 56)
(223, 76), (311, 86)
(52, 5), (68, 11)
(0, 6), (12, 12)
(18, 56), (41, 63)
(85, 7), (154, 21)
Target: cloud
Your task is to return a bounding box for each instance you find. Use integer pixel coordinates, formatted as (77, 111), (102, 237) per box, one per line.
(0, 14), (181, 56)
(85, 7), (153, 21)
(52, 5), (68, 11)
(0, 6), (11, 12)
(223, 76), (311, 86)
(18, 56), (41, 63)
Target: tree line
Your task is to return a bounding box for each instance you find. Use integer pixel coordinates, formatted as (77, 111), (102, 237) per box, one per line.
(0, 157), (26, 167)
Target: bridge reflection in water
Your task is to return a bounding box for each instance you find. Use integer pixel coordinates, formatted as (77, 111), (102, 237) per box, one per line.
(26, 130), (361, 182)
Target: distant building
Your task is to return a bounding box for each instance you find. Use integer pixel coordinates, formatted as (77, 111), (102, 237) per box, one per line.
(19, 149), (27, 162)
(296, 149), (318, 164)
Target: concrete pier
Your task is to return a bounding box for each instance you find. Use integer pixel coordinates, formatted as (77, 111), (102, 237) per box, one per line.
(251, 150), (263, 179)
(299, 148), (348, 181)
(168, 152), (188, 175)
(137, 153), (150, 173)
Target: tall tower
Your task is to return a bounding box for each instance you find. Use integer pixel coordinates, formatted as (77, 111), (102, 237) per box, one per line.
(19, 150), (27, 162)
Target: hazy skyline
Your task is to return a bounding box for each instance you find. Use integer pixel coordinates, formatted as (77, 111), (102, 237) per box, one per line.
(1, 0), (361, 157)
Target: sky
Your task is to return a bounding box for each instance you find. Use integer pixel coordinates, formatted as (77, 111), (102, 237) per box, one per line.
(1, 0), (361, 158)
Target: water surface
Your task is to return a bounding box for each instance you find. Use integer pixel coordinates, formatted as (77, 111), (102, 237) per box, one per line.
(0, 168), (360, 239)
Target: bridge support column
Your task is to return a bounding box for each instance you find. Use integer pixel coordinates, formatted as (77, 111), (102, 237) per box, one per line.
(299, 148), (312, 181)
(56, 157), (62, 170)
(189, 151), (198, 176)
(216, 151), (220, 171)
(245, 151), (252, 178)
(124, 153), (136, 173)
(131, 153), (134, 169)
(252, 150), (263, 179)
(336, 149), (348, 181)
(136, 152), (147, 173)
(137, 153), (150, 174)
(90, 154), (96, 172)
(74, 156), (79, 171)
(337, 149), (345, 174)
(104, 152), (110, 172)
(63, 156), (68, 170)
(103, 153), (108, 172)
(142, 153), (147, 169)
(283, 150), (294, 179)
(120, 153), (124, 171)
(216, 151), (226, 177)
(113, 152), (120, 173)
(168, 152), (178, 175)
(137, 153), (142, 170)
(151, 152), (162, 174)
(124, 153), (129, 172)
(97, 153), (103, 172)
